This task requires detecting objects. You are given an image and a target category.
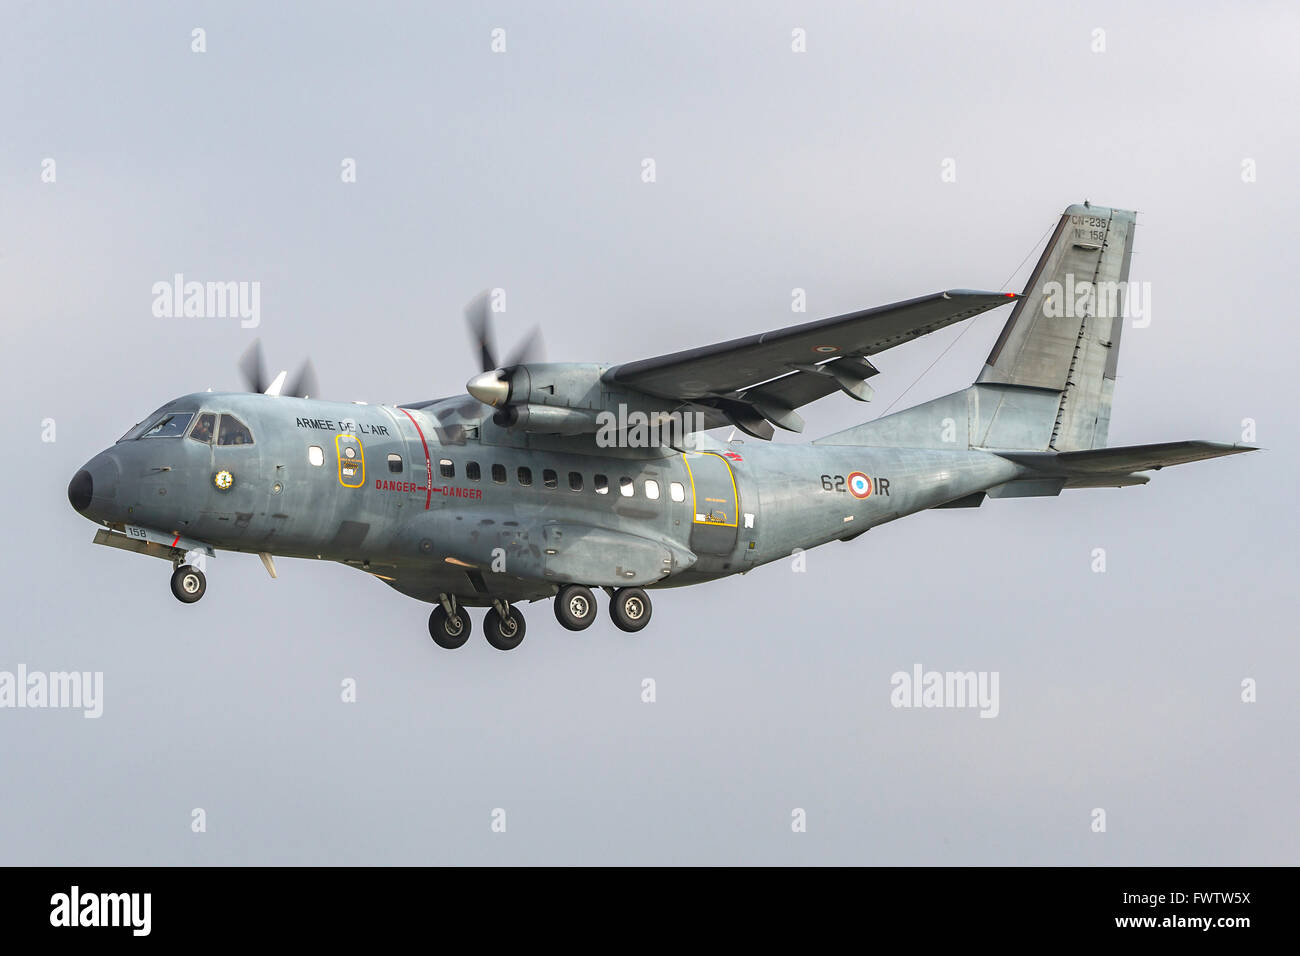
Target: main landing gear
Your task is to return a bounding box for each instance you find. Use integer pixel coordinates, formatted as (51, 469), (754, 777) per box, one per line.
(608, 587), (652, 633)
(553, 584), (598, 631)
(429, 595), (473, 649)
(560, 585), (652, 634)
(170, 565), (206, 604)
(483, 600), (527, 651)
(427, 586), (655, 651)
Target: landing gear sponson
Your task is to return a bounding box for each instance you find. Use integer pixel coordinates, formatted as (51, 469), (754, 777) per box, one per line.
(427, 586), (653, 650)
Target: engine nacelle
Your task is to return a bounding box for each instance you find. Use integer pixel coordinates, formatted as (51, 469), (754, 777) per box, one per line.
(492, 403), (603, 436)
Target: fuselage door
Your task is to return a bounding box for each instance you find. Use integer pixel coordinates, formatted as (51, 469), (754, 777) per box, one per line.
(683, 452), (739, 556)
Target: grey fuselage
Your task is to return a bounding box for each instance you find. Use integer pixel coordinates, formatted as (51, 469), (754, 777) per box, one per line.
(71, 391), (1021, 605)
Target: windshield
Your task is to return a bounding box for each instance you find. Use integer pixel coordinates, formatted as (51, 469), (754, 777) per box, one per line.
(138, 412), (195, 439)
(116, 420), (148, 443)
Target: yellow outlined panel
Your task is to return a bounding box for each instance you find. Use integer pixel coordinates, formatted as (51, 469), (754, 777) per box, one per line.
(681, 453), (739, 527)
(335, 433), (366, 488)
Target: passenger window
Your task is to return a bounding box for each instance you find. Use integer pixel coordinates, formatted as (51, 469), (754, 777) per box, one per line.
(491, 463), (506, 484)
(594, 474), (609, 495)
(670, 481), (685, 502)
(188, 413), (216, 444)
(543, 469), (558, 489)
(619, 477), (634, 497)
(217, 415), (254, 446)
(308, 445), (324, 467)
(644, 479), (660, 500)
(439, 459), (454, 479)
(466, 461), (481, 481)
(388, 454), (403, 474)
(517, 467), (532, 486)
(569, 472), (583, 491)
(140, 412), (193, 439)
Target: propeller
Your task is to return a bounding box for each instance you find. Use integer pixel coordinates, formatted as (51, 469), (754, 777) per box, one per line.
(461, 291), (544, 411)
(238, 340), (319, 398)
(399, 292), (546, 441)
(465, 291), (544, 375)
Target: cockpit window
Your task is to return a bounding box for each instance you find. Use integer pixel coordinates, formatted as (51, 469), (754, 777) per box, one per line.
(139, 412), (194, 439)
(217, 415), (254, 446)
(188, 413), (217, 444)
(117, 421), (147, 443)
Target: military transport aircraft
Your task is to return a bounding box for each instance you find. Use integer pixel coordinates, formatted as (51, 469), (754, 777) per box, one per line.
(68, 203), (1255, 650)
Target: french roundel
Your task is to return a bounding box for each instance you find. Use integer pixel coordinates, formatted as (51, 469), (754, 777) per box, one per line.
(847, 471), (872, 499)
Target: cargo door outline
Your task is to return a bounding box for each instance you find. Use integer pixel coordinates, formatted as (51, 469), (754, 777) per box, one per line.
(682, 452), (739, 556)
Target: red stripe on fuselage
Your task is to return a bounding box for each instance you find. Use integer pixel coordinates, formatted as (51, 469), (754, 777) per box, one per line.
(398, 407), (433, 510)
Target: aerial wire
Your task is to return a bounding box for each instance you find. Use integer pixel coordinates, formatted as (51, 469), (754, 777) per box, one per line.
(874, 219), (1055, 416)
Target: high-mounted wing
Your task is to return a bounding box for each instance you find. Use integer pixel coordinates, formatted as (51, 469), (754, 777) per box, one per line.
(604, 290), (1017, 437)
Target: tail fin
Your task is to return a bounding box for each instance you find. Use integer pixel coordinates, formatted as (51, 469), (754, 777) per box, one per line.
(978, 203), (1137, 450)
(816, 203), (1138, 453)
(814, 203), (1259, 488)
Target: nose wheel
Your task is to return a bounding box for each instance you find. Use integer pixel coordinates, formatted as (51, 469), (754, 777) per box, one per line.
(609, 587), (651, 633)
(484, 602), (527, 651)
(170, 565), (207, 604)
(553, 585), (598, 631)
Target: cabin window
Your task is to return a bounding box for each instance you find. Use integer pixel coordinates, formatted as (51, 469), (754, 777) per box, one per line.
(466, 461), (481, 481)
(439, 459), (454, 479)
(387, 454), (403, 474)
(491, 463), (506, 484)
(517, 467), (533, 487)
(543, 469), (558, 489)
(140, 412), (193, 440)
(669, 481), (685, 502)
(217, 415), (254, 446)
(594, 474), (609, 495)
(188, 413), (216, 444)
(619, 477), (634, 497)
(569, 472), (583, 491)
(644, 479), (660, 500)
(308, 445), (324, 467)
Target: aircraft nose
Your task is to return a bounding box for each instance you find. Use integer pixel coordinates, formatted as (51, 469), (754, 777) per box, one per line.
(68, 469), (93, 512)
(68, 452), (120, 517)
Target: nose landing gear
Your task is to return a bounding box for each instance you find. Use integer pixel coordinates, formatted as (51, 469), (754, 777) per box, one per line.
(170, 565), (207, 604)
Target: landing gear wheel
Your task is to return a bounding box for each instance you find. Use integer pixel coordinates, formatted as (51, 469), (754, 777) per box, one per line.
(170, 565), (206, 604)
(484, 605), (527, 651)
(428, 605), (472, 649)
(610, 587), (651, 633)
(554, 585), (598, 631)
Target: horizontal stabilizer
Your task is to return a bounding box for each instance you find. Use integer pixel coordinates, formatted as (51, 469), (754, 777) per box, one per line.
(997, 441), (1257, 478)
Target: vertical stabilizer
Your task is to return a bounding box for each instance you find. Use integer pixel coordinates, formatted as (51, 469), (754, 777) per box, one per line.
(977, 204), (1137, 450)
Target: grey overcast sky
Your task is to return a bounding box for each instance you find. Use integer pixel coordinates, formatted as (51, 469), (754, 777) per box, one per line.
(2, 0), (1296, 864)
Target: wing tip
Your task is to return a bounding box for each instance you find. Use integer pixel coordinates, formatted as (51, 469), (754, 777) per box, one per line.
(943, 289), (1021, 301)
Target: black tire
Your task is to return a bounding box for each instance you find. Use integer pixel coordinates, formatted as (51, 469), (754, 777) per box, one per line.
(483, 606), (526, 651)
(553, 585), (598, 631)
(170, 565), (206, 604)
(609, 587), (651, 633)
(428, 605), (472, 649)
